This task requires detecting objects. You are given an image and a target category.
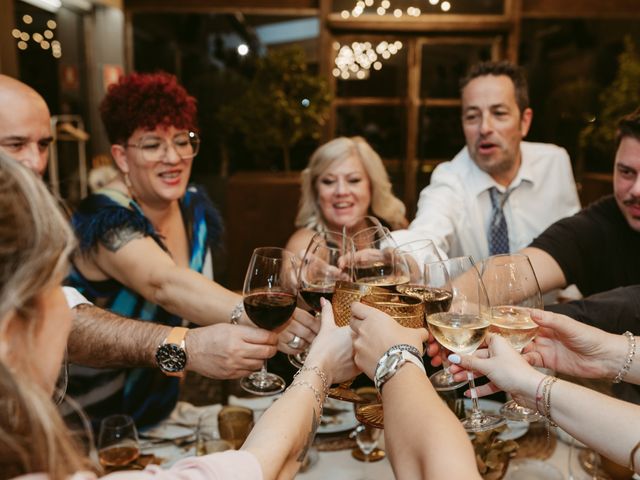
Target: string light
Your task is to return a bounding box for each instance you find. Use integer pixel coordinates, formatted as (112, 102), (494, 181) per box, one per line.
(333, 40), (402, 80)
(337, 0), (453, 17)
(14, 16), (63, 59)
(22, 15), (33, 24)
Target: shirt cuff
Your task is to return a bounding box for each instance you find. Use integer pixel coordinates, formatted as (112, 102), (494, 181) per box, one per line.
(63, 286), (92, 309)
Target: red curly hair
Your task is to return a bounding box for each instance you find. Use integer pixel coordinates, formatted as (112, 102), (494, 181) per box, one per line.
(100, 71), (198, 144)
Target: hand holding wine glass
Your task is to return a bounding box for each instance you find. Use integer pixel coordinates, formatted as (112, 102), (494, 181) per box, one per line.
(290, 231), (354, 368)
(351, 225), (408, 289)
(426, 256), (505, 433)
(481, 253), (543, 421)
(240, 247), (298, 396)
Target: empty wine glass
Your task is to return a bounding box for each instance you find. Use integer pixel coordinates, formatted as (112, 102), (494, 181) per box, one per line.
(240, 247), (298, 396)
(98, 414), (140, 468)
(350, 424), (384, 470)
(289, 230), (354, 368)
(426, 256), (505, 433)
(424, 258), (468, 392)
(481, 253), (543, 422)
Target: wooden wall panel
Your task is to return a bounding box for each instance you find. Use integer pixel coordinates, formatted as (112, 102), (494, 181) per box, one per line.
(523, 0), (640, 18)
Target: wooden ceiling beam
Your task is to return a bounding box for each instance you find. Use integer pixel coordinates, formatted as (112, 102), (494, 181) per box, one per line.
(125, 0), (317, 14)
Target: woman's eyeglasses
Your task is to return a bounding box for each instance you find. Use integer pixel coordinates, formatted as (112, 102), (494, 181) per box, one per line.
(125, 131), (200, 162)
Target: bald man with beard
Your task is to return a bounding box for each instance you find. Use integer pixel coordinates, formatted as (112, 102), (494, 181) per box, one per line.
(0, 75), (282, 422)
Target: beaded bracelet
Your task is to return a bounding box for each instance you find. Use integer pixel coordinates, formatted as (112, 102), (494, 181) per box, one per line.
(288, 381), (325, 418)
(613, 331), (636, 384)
(534, 375), (547, 414)
(541, 376), (558, 427)
(295, 365), (329, 393)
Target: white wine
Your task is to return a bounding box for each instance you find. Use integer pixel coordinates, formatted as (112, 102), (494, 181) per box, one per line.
(427, 312), (489, 355)
(489, 306), (538, 352)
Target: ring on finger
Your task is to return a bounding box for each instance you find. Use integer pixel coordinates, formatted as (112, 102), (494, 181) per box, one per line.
(287, 334), (304, 349)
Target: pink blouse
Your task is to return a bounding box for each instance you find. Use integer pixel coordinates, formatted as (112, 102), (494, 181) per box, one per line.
(14, 450), (263, 480)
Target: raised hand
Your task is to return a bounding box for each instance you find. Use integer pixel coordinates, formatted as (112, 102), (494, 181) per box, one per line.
(449, 333), (542, 405)
(305, 298), (359, 385)
(350, 302), (428, 379)
(277, 307), (320, 355)
(187, 323), (278, 378)
(521, 309), (626, 380)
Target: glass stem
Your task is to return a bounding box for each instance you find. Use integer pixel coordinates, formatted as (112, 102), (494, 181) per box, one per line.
(255, 362), (269, 387)
(467, 371), (482, 416)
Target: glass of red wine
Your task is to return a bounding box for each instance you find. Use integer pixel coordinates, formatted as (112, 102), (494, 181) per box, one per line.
(240, 247), (298, 396)
(351, 225), (408, 289)
(289, 230), (354, 368)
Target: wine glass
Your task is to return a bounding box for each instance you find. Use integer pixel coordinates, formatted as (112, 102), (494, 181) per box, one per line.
(289, 230), (354, 368)
(426, 256), (505, 433)
(351, 224), (409, 289)
(98, 414), (140, 468)
(568, 437), (610, 480)
(424, 259), (469, 392)
(327, 280), (384, 403)
(350, 423), (383, 467)
(481, 253), (543, 422)
(240, 247), (298, 396)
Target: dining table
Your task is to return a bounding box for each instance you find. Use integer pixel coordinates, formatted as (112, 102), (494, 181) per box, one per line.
(140, 399), (589, 479)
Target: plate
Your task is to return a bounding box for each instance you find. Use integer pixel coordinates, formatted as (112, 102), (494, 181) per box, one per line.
(318, 398), (358, 434)
(463, 399), (529, 441)
(140, 423), (194, 441)
(504, 459), (563, 480)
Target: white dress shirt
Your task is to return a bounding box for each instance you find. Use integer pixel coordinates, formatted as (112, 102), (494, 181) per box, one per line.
(63, 286), (92, 309)
(394, 141), (581, 262)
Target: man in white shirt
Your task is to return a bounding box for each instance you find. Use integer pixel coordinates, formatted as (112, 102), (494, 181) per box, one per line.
(402, 61), (581, 261)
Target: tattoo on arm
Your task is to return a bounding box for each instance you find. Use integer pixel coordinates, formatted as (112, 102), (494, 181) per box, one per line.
(99, 226), (145, 252)
(297, 410), (319, 463)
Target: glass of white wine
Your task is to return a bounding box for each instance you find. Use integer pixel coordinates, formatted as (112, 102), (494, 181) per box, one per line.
(482, 253), (543, 422)
(426, 256), (505, 433)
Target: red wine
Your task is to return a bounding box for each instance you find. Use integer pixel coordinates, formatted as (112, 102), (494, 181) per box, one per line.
(244, 292), (297, 330)
(396, 285), (453, 315)
(300, 287), (334, 312)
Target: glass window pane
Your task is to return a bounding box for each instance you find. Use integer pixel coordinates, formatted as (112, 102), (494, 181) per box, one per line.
(334, 38), (407, 98)
(336, 105), (406, 159)
(332, 0), (504, 16)
(418, 105), (463, 161)
(420, 42), (494, 98)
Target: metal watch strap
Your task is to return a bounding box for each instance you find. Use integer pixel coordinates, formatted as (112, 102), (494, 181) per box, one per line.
(375, 347), (426, 392)
(390, 343), (423, 362)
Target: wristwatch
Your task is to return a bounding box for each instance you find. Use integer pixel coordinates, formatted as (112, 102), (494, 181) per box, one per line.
(374, 346), (426, 392)
(156, 327), (189, 377)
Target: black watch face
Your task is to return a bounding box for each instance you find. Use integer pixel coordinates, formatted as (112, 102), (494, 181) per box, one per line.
(156, 344), (187, 372)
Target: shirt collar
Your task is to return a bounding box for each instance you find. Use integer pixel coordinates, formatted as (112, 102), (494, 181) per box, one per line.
(463, 146), (534, 197)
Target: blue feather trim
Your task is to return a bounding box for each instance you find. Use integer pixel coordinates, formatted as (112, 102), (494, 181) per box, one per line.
(72, 193), (163, 252)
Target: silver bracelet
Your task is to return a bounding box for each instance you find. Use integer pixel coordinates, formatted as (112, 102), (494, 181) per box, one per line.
(295, 365), (329, 393)
(288, 381), (325, 418)
(614, 331), (636, 384)
(230, 301), (244, 325)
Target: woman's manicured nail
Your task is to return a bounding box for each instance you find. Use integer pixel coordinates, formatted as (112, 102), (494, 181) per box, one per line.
(448, 354), (461, 364)
(320, 297), (326, 307)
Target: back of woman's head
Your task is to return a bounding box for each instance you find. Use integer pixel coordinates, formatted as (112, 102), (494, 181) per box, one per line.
(296, 136), (407, 230)
(99, 71), (198, 145)
(0, 151), (91, 479)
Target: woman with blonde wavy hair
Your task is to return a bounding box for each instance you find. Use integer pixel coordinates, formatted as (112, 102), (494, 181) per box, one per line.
(286, 136), (408, 254)
(0, 152), (358, 480)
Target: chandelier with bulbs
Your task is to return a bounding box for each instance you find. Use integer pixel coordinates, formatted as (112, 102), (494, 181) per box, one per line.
(340, 0), (453, 18)
(333, 40), (403, 80)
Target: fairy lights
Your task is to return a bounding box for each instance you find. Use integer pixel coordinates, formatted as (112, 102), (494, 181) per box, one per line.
(12, 15), (62, 58)
(333, 40), (403, 80)
(341, 0), (454, 16)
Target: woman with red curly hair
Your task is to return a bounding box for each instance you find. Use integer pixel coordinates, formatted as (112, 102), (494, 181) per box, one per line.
(66, 72), (318, 428)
